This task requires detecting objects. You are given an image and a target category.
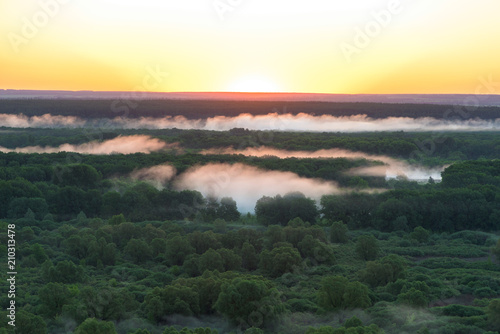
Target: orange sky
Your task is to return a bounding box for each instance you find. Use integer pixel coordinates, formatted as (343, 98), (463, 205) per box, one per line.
(1, 0), (499, 94)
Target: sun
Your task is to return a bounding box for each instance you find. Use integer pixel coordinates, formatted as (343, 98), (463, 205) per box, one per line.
(227, 76), (281, 93)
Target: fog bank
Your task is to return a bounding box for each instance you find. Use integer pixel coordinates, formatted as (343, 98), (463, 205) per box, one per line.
(130, 164), (177, 189)
(0, 135), (170, 155)
(201, 146), (445, 181)
(173, 163), (342, 213)
(1, 113), (499, 132)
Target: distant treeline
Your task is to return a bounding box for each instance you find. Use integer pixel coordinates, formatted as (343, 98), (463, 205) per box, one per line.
(1, 128), (499, 163)
(1, 99), (499, 119)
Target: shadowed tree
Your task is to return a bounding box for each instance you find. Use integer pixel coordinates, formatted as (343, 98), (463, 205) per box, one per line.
(355, 235), (378, 261)
(317, 276), (371, 311)
(360, 255), (407, 287)
(199, 248), (224, 272)
(74, 318), (117, 334)
(15, 310), (47, 334)
(215, 278), (284, 329)
(259, 244), (302, 277)
(217, 197), (240, 221)
(38, 283), (73, 318)
(330, 221), (349, 244)
(241, 242), (259, 271)
(165, 235), (195, 266)
(124, 238), (152, 263)
(255, 193), (318, 226)
(487, 299), (500, 331)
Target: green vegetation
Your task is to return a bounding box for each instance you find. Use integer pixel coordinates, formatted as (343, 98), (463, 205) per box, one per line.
(1, 99), (499, 120)
(0, 125), (499, 333)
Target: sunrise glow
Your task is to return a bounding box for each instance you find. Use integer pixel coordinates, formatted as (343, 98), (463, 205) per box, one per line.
(227, 76), (281, 93)
(1, 0), (499, 94)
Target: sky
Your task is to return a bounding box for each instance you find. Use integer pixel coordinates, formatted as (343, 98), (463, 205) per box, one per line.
(1, 0), (500, 94)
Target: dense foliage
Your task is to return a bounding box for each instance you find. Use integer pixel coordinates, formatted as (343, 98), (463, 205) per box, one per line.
(0, 125), (499, 333)
(1, 99), (499, 119)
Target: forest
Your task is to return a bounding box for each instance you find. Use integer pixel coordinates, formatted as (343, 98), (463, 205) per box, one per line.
(1, 123), (500, 334)
(1, 99), (500, 119)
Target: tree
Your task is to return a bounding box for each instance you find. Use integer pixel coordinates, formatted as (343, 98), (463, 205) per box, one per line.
(102, 192), (124, 217)
(108, 213), (126, 225)
(330, 221), (349, 243)
(217, 197), (240, 221)
(259, 245), (302, 277)
(165, 235), (195, 266)
(7, 197), (48, 220)
(213, 218), (227, 233)
(305, 324), (383, 334)
(64, 234), (93, 259)
(151, 238), (167, 257)
(244, 328), (264, 334)
(360, 255), (406, 287)
(317, 276), (349, 311)
(124, 238), (152, 263)
(19, 226), (35, 243)
(74, 318), (117, 334)
(344, 316), (363, 328)
(188, 231), (222, 254)
(241, 242), (259, 271)
(397, 288), (428, 308)
(88, 238), (117, 266)
(143, 285), (200, 322)
(487, 299), (500, 330)
(263, 225), (285, 248)
(355, 235), (378, 261)
(217, 248), (242, 271)
(162, 328), (218, 334)
(15, 310), (47, 334)
(255, 193), (318, 226)
(342, 282), (371, 309)
(410, 226), (431, 243)
(50, 186), (89, 216)
(374, 198), (417, 231)
(53, 164), (101, 188)
(491, 239), (500, 261)
(321, 193), (376, 228)
(174, 273), (224, 315)
(297, 235), (335, 265)
(199, 248), (224, 272)
(317, 276), (371, 311)
(215, 278), (284, 329)
(80, 287), (129, 321)
(31, 243), (48, 263)
(49, 260), (85, 283)
(38, 283), (73, 318)
(183, 254), (201, 277)
(112, 222), (137, 247)
(129, 330), (151, 334)
(203, 197), (219, 222)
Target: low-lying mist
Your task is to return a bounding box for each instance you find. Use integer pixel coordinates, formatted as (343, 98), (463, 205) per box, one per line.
(130, 164), (177, 189)
(201, 146), (445, 181)
(0, 135), (171, 155)
(173, 163), (342, 213)
(1, 113), (499, 132)
(0, 113), (86, 128)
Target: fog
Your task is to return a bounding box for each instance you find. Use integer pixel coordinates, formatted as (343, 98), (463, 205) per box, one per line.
(0, 113), (86, 128)
(1, 113), (499, 132)
(0, 135), (170, 155)
(201, 146), (445, 181)
(130, 164), (177, 189)
(173, 163), (342, 213)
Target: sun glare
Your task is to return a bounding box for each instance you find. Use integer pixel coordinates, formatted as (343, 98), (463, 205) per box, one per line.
(227, 76), (281, 93)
